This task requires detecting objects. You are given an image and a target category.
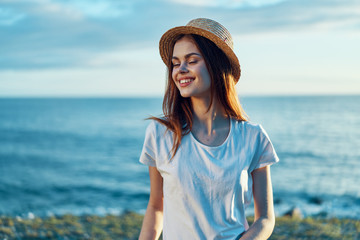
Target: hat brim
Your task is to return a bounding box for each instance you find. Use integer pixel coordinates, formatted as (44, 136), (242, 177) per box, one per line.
(159, 26), (241, 82)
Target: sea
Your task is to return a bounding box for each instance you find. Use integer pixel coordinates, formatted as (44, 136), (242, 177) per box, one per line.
(0, 96), (359, 219)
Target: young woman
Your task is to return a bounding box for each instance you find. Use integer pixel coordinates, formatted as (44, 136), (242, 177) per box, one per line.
(139, 18), (279, 240)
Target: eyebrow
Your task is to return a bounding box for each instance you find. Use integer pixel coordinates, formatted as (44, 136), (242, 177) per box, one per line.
(172, 52), (202, 60)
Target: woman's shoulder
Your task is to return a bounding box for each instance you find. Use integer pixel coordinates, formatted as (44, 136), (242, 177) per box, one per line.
(233, 119), (264, 133)
(145, 118), (172, 137)
(233, 119), (273, 144)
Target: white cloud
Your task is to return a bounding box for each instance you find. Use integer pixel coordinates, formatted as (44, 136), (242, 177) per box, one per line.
(1, 0), (359, 69)
(57, 0), (133, 19)
(0, 0), (359, 96)
(85, 47), (160, 68)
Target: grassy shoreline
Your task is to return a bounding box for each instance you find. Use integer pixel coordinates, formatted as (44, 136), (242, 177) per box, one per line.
(1, 212), (359, 239)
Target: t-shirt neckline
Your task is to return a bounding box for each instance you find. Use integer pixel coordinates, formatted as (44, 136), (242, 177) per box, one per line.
(189, 118), (233, 149)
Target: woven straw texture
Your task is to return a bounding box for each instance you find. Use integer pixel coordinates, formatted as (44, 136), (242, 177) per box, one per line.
(159, 18), (241, 82)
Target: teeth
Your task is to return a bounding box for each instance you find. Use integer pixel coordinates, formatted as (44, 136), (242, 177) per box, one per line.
(180, 79), (193, 84)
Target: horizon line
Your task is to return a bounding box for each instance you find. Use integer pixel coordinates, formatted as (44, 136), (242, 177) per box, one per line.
(1, 93), (359, 99)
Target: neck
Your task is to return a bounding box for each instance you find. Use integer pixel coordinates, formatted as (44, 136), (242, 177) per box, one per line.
(191, 96), (228, 136)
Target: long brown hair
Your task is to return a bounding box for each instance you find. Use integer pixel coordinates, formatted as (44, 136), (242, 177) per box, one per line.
(150, 34), (248, 158)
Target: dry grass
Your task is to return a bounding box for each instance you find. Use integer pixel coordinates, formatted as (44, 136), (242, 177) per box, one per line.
(0, 212), (359, 239)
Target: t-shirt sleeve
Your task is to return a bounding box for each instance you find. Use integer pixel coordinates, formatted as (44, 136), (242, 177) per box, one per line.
(252, 125), (279, 170)
(139, 121), (157, 167)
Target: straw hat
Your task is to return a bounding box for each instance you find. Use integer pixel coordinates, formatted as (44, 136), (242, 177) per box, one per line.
(159, 18), (241, 82)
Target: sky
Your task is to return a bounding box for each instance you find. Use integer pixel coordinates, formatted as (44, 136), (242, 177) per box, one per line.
(0, 0), (359, 97)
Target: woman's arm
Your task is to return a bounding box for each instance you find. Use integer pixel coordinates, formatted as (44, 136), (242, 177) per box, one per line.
(240, 165), (275, 240)
(139, 166), (164, 240)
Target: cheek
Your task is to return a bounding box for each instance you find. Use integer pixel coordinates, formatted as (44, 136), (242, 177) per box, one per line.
(171, 69), (176, 82)
(199, 67), (211, 86)
(171, 69), (180, 89)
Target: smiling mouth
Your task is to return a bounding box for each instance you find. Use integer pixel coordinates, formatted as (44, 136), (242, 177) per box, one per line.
(179, 79), (194, 84)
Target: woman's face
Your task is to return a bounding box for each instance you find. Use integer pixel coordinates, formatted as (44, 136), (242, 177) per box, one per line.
(171, 35), (211, 99)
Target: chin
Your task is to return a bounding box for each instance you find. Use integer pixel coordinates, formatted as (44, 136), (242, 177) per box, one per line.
(180, 93), (191, 98)
(178, 90), (192, 98)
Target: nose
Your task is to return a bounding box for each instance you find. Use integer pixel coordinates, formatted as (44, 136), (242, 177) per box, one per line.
(178, 62), (189, 73)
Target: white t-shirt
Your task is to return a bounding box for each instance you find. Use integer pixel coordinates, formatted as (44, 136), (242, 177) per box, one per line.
(139, 118), (279, 240)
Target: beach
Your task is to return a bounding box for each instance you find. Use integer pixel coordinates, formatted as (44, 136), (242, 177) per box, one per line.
(1, 212), (359, 239)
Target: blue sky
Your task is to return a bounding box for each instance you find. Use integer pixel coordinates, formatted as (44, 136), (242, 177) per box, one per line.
(0, 0), (359, 97)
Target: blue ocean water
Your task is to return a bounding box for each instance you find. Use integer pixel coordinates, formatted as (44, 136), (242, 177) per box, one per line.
(0, 96), (359, 219)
